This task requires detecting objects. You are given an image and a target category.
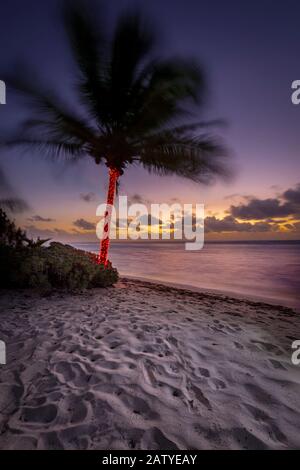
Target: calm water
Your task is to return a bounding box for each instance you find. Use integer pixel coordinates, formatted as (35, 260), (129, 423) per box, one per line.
(74, 242), (300, 310)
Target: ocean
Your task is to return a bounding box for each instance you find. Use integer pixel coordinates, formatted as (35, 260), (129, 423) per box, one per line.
(73, 242), (300, 310)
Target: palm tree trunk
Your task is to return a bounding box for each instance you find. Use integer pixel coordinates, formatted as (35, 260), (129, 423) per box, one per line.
(99, 167), (120, 266)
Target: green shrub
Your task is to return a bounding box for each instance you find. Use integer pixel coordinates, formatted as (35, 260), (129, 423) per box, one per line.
(0, 242), (118, 292)
(0, 209), (118, 292)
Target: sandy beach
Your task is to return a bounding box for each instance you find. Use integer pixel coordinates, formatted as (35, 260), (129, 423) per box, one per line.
(0, 278), (299, 450)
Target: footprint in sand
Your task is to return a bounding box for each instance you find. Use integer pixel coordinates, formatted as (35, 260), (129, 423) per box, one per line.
(142, 345), (156, 354)
(27, 396), (47, 407)
(141, 427), (179, 450)
(172, 388), (182, 398)
(0, 383), (23, 415)
(231, 427), (267, 450)
(53, 361), (89, 387)
(208, 378), (226, 390)
(244, 404), (288, 445)
(250, 340), (283, 356)
(62, 394), (88, 424)
(169, 363), (180, 373)
(128, 363), (137, 370)
(244, 383), (277, 405)
(122, 393), (159, 420)
(141, 360), (158, 386)
(20, 404), (57, 424)
(109, 341), (122, 350)
(190, 383), (212, 410)
(198, 367), (210, 378)
(234, 341), (244, 350)
(269, 359), (286, 370)
(38, 432), (64, 450)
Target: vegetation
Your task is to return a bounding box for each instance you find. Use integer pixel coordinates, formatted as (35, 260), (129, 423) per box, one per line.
(0, 209), (118, 292)
(0, 207), (29, 247)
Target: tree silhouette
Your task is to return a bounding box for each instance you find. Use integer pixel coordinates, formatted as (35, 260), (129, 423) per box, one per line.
(3, 0), (229, 264)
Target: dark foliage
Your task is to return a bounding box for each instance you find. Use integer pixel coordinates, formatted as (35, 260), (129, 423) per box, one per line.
(0, 210), (118, 292)
(0, 208), (29, 247)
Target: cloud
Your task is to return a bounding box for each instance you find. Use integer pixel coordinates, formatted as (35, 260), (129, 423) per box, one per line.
(205, 215), (277, 233)
(229, 184), (300, 220)
(27, 215), (55, 222)
(117, 214), (163, 229)
(135, 214), (162, 226)
(230, 198), (294, 220)
(128, 193), (150, 205)
(282, 184), (300, 205)
(223, 193), (241, 200)
(80, 192), (96, 202)
(269, 184), (281, 192)
(292, 222), (300, 230)
(25, 225), (73, 238)
(24, 225), (97, 243)
(73, 218), (95, 231)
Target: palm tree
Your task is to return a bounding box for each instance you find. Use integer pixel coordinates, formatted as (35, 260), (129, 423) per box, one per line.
(4, 0), (229, 265)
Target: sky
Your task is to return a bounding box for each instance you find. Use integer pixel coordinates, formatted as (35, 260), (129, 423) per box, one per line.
(0, 0), (299, 242)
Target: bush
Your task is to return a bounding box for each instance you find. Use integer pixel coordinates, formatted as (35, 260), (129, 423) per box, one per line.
(0, 242), (119, 292)
(0, 209), (118, 292)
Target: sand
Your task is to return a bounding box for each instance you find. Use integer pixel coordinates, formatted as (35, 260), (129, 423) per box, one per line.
(0, 278), (299, 450)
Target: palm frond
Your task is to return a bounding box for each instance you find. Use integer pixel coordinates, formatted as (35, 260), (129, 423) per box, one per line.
(63, 0), (107, 122)
(2, 139), (85, 163)
(6, 68), (98, 143)
(110, 11), (156, 107)
(125, 58), (206, 136)
(0, 198), (30, 213)
(137, 133), (230, 184)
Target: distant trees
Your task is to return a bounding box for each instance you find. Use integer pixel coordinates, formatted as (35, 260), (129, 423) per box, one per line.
(0, 208), (48, 248)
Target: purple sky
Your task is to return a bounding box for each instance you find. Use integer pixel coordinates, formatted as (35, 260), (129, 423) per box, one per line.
(0, 0), (299, 241)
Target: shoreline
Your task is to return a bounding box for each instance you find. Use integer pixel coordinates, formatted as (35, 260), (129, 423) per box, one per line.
(71, 242), (300, 313)
(120, 275), (299, 313)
